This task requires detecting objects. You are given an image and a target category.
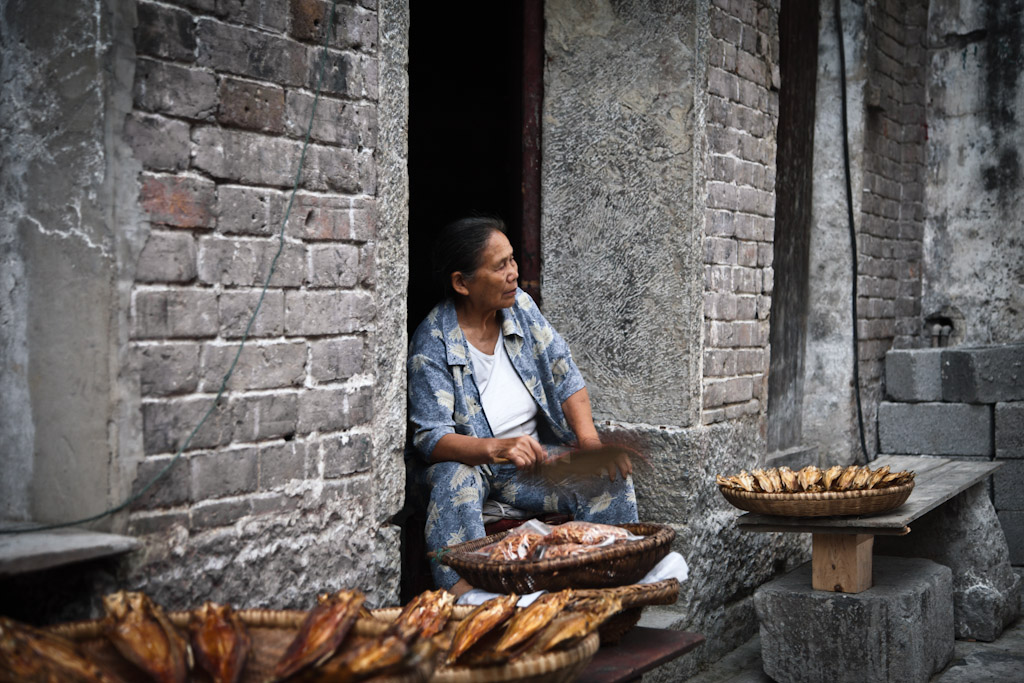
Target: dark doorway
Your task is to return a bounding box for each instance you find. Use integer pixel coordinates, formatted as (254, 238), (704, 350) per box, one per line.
(407, 2), (541, 335)
(766, 2), (820, 454)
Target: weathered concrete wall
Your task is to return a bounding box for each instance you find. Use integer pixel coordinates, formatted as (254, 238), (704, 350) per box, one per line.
(541, 0), (703, 429)
(1, 0), (406, 613)
(542, 0), (807, 674)
(0, 0), (145, 524)
(923, 0), (1024, 345)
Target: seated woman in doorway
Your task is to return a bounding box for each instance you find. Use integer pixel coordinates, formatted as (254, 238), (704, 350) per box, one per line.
(407, 216), (639, 596)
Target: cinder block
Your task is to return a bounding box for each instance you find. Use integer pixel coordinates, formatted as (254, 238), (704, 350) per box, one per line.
(878, 401), (992, 456)
(885, 349), (943, 401)
(191, 447), (258, 500)
(322, 433), (372, 478)
(142, 397), (232, 455)
(284, 290), (374, 336)
(993, 460), (1024, 511)
(997, 510), (1024, 565)
(200, 341), (305, 391)
(139, 173), (216, 229)
(996, 402), (1024, 459)
(231, 393), (298, 442)
(755, 557), (953, 683)
(134, 289), (219, 339)
(297, 386), (372, 434)
(942, 344), (1024, 403)
(138, 343), (200, 397)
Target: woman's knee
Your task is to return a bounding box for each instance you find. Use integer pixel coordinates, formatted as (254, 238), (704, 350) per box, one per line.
(426, 462), (487, 501)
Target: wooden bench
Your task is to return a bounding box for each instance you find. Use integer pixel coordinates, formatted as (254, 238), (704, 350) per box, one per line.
(736, 455), (1003, 593)
(582, 626), (705, 682)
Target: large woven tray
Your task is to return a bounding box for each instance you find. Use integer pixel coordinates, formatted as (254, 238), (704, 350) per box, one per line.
(439, 523), (676, 594)
(47, 609), (431, 682)
(719, 481), (915, 517)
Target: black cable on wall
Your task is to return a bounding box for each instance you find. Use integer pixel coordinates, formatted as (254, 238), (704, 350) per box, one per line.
(834, 0), (870, 464)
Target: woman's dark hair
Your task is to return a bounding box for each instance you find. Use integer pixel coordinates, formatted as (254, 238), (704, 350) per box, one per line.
(431, 216), (506, 298)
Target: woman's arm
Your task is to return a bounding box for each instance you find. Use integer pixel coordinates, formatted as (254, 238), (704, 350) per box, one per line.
(431, 433), (546, 469)
(562, 387), (632, 481)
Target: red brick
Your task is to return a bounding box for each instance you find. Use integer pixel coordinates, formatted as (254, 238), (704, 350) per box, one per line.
(140, 173), (217, 229)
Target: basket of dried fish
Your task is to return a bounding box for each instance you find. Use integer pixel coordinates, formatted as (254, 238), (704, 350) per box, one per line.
(374, 589), (610, 683)
(31, 589), (444, 683)
(438, 522), (676, 594)
(716, 464), (916, 517)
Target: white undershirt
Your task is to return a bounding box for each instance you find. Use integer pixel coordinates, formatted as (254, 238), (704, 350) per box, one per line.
(467, 335), (539, 440)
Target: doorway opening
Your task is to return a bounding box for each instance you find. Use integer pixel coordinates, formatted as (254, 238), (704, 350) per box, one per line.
(407, 1), (543, 335)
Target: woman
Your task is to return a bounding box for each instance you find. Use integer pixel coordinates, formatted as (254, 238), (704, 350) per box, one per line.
(407, 216), (639, 594)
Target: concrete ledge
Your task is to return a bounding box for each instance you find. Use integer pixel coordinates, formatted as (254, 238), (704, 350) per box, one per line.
(0, 528), (139, 578)
(755, 556), (953, 683)
(878, 402), (992, 456)
(942, 345), (1024, 403)
(886, 349), (943, 402)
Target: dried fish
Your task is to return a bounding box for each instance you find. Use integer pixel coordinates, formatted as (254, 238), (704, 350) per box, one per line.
(495, 591), (574, 654)
(446, 594), (518, 664)
(0, 616), (123, 683)
(752, 469), (775, 493)
(797, 465), (823, 492)
(102, 591), (191, 683)
(487, 531), (545, 561)
(852, 466), (871, 489)
(188, 602), (250, 683)
(867, 465), (890, 489)
(822, 465), (844, 491)
(316, 634), (408, 681)
(777, 466), (800, 492)
(529, 611), (599, 653)
(836, 465), (859, 491)
(544, 521), (630, 546)
(271, 589), (364, 681)
(735, 470), (757, 492)
(388, 589), (454, 642)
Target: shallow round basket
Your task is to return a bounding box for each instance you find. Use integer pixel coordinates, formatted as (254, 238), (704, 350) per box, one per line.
(439, 523), (676, 594)
(47, 609), (430, 683)
(571, 579), (680, 645)
(718, 481), (915, 517)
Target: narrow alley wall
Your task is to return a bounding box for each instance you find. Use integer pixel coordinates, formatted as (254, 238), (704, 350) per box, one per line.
(1, 0), (408, 612)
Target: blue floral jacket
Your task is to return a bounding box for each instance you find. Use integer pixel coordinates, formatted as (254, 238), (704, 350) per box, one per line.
(407, 289), (587, 462)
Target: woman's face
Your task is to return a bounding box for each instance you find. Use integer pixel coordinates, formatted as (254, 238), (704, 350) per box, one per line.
(456, 231), (519, 311)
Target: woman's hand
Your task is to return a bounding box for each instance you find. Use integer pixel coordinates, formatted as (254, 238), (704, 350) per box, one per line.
(579, 437), (632, 482)
(492, 436), (547, 470)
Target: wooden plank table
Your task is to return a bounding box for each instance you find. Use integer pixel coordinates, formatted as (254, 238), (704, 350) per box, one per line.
(581, 626), (705, 682)
(737, 455), (1002, 593)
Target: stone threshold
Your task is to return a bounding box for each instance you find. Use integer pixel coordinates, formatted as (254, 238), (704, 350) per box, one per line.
(0, 523), (139, 578)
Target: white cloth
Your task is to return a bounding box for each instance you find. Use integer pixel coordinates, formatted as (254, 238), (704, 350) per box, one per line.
(467, 335), (539, 440)
(456, 551), (690, 607)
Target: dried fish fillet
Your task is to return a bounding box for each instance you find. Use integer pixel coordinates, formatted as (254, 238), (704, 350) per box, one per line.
(752, 469), (775, 493)
(777, 466), (800, 492)
(0, 616), (122, 683)
(271, 589), (364, 681)
(495, 591), (573, 654)
(102, 591), (191, 683)
(822, 465), (844, 491)
(797, 465), (823, 492)
(446, 594), (518, 664)
(388, 589), (454, 642)
(188, 602), (250, 683)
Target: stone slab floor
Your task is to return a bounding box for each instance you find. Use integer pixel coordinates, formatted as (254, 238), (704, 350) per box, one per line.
(681, 568), (1024, 683)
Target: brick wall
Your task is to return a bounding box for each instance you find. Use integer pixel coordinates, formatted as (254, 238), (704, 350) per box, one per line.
(124, 0), (398, 607)
(856, 0), (927, 452)
(703, 0), (779, 425)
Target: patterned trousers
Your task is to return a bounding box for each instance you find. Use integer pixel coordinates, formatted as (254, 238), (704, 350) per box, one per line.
(417, 461), (639, 590)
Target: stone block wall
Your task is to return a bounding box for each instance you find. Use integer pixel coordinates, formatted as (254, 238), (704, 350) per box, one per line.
(123, 0), (405, 610)
(879, 345), (1024, 564)
(702, 0), (779, 427)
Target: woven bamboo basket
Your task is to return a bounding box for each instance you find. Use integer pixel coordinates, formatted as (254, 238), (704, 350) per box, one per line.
(47, 609), (432, 683)
(718, 481), (915, 517)
(571, 579), (679, 644)
(438, 523), (676, 594)
(371, 606), (598, 683)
